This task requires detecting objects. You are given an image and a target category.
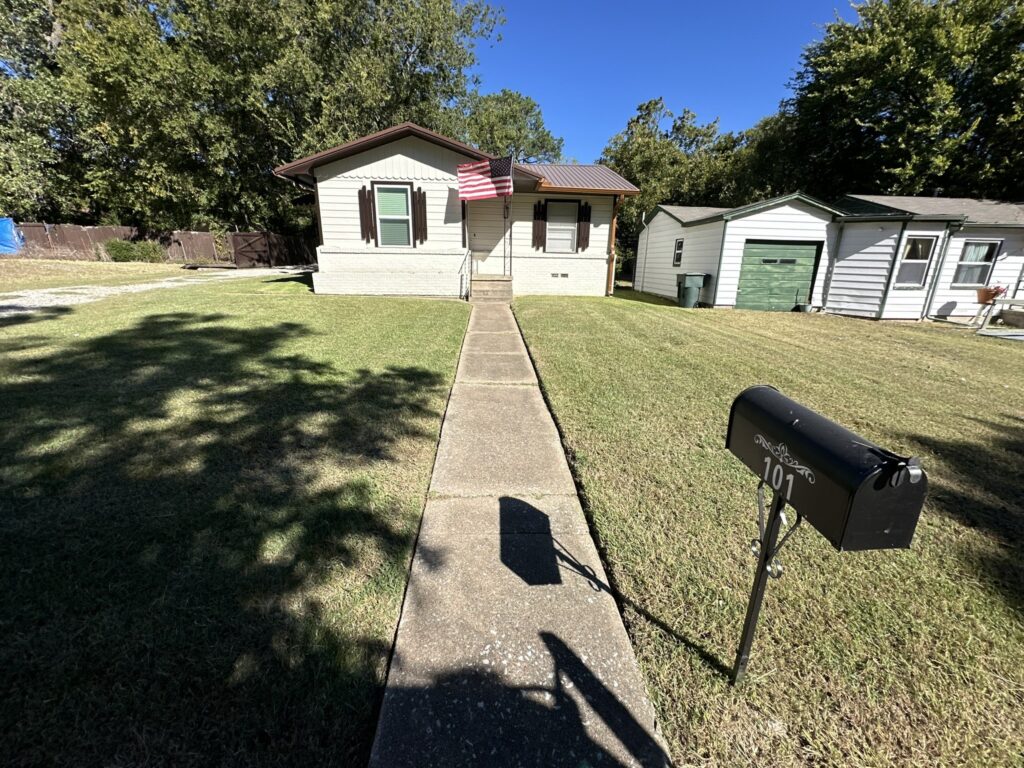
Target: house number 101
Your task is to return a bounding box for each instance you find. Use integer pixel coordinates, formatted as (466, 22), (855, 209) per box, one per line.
(762, 456), (795, 499)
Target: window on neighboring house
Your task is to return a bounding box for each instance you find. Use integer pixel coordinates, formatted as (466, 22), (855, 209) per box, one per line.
(894, 236), (936, 287)
(375, 185), (412, 247)
(673, 239), (684, 267)
(952, 241), (999, 286)
(545, 201), (578, 253)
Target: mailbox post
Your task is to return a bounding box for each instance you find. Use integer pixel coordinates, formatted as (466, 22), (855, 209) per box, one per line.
(726, 385), (927, 684)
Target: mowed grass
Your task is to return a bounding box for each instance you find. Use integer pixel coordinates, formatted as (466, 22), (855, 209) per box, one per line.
(0, 258), (192, 292)
(0, 276), (469, 766)
(515, 291), (1024, 767)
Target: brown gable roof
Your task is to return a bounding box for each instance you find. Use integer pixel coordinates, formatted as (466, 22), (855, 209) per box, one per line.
(274, 122), (494, 184)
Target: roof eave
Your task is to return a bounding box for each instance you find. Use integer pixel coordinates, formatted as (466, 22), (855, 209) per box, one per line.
(534, 182), (638, 196)
(274, 122), (493, 180)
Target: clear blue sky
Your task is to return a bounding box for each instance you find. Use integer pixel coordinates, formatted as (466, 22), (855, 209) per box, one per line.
(471, 0), (858, 162)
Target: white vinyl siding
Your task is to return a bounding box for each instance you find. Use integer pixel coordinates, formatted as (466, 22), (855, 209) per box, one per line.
(634, 213), (723, 300)
(468, 193), (613, 296)
(546, 201), (578, 253)
(824, 222), (901, 317)
(716, 201), (833, 307)
(928, 228), (1024, 318)
(314, 135), (468, 252)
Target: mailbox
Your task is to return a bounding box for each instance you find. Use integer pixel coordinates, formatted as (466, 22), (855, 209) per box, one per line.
(724, 385), (928, 685)
(727, 385), (926, 551)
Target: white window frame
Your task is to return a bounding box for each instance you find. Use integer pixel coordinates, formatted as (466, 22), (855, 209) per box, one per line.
(374, 183), (413, 248)
(893, 235), (937, 289)
(951, 239), (1000, 288)
(545, 200), (579, 254)
(672, 238), (684, 267)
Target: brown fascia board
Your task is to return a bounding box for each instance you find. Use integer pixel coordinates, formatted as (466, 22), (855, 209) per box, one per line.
(273, 122), (495, 183)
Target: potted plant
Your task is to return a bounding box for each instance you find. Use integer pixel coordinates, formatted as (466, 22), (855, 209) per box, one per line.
(977, 284), (1007, 304)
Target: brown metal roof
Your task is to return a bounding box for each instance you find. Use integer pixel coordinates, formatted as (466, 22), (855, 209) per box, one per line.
(517, 163), (639, 195)
(274, 123), (493, 184)
(845, 194), (1024, 225)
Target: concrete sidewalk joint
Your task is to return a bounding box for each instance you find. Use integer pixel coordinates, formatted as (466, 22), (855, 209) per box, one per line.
(370, 303), (669, 768)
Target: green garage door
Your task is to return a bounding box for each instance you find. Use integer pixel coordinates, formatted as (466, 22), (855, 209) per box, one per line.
(735, 241), (820, 311)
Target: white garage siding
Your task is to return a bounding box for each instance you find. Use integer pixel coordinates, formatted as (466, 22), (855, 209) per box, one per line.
(634, 214), (724, 300)
(824, 222), (902, 318)
(927, 227), (1024, 318)
(466, 192), (614, 296)
(878, 223), (949, 320)
(715, 201), (834, 308)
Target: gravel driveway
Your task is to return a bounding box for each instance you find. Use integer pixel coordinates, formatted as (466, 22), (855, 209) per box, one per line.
(0, 267), (309, 318)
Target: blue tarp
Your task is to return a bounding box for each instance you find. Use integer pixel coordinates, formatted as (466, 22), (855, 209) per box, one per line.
(0, 218), (24, 254)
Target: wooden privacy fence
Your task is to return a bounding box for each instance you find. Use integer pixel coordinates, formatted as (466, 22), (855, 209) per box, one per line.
(11, 223), (314, 267)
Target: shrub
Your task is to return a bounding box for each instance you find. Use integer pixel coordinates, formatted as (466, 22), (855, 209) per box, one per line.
(105, 239), (166, 263)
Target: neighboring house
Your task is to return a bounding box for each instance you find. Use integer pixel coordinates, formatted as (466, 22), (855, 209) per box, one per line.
(635, 192), (1024, 320)
(274, 123), (638, 298)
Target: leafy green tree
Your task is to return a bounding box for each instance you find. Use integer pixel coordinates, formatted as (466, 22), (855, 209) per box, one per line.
(789, 0), (1024, 198)
(600, 98), (728, 255)
(3, 0), (502, 231)
(461, 89), (563, 161)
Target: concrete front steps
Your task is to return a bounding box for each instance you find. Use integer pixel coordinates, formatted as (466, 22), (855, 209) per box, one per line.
(471, 274), (513, 303)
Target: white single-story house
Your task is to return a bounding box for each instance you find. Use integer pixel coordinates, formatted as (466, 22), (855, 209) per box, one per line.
(635, 192), (1024, 320)
(274, 123), (638, 299)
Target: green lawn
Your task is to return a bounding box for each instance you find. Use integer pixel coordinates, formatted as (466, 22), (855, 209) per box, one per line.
(0, 276), (469, 765)
(515, 291), (1024, 767)
(0, 258), (194, 292)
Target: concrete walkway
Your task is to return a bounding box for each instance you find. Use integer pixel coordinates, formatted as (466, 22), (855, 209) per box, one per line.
(370, 303), (669, 767)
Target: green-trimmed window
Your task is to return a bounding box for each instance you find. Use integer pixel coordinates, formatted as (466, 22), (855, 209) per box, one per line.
(952, 241), (999, 286)
(375, 185), (412, 247)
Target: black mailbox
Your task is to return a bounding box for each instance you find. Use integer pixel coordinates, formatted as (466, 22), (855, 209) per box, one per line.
(727, 385), (926, 551)
(724, 385), (928, 685)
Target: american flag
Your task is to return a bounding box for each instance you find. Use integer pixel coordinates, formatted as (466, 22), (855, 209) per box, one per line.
(457, 156), (513, 200)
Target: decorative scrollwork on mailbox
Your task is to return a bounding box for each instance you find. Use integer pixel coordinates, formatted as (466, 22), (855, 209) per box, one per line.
(754, 434), (817, 484)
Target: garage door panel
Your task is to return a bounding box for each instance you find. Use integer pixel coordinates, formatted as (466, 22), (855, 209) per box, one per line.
(736, 241), (819, 311)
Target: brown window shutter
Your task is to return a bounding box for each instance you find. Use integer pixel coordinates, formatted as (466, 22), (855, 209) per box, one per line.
(413, 187), (427, 244)
(358, 186), (378, 243)
(577, 202), (592, 251)
(532, 201), (547, 249)
(461, 200), (467, 248)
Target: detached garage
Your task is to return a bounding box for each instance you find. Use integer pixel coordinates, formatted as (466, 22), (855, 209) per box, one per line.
(634, 193), (841, 310)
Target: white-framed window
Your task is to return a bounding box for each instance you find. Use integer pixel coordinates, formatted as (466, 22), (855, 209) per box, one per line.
(673, 239), (684, 267)
(894, 236), (936, 288)
(952, 240), (999, 286)
(374, 184), (412, 247)
(545, 201), (578, 253)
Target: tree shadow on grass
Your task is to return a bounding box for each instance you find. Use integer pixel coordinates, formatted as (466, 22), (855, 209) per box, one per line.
(898, 416), (1024, 615)
(0, 312), (446, 766)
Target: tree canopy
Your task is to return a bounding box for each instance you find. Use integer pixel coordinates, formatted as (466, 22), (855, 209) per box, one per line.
(460, 89), (563, 162)
(1, 0), (505, 231)
(602, 0), (1024, 256)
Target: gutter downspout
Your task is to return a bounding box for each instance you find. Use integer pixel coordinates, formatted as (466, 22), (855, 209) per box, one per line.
(821, 220), (845, 311)
(638, 212), (650, 293)
(710, 219), (728, 307)
(877, 220), (909, 319)
(923, 220), (964, 319)
(606, 195), (621, 296)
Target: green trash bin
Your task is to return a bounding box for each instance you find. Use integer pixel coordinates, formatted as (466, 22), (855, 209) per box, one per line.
(676, 272), (709, 308)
